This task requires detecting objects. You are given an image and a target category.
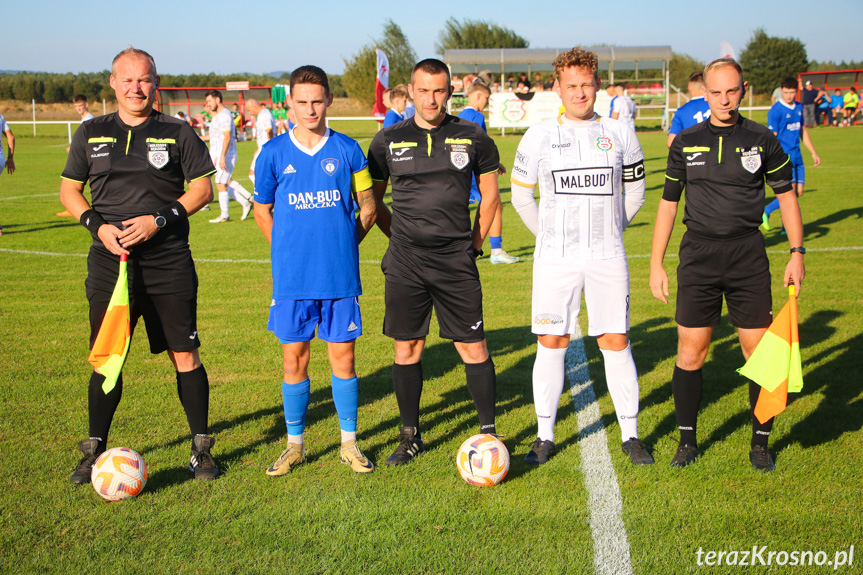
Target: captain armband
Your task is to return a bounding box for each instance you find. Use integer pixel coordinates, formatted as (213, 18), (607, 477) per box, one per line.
(622, 160), (645, 182)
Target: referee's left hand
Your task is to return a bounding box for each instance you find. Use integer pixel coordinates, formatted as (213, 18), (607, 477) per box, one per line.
(118, 215), (159, 248)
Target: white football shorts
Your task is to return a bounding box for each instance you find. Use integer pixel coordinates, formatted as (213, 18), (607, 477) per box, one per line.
(212, 154), (236, 184)
(531, 257), (630, 337)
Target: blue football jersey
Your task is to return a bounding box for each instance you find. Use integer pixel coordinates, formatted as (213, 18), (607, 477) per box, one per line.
(255, 128), (371, 300)
(457, 107), (488, 198)
(767, 101), (803, 153)
(669, 97), (711, 135)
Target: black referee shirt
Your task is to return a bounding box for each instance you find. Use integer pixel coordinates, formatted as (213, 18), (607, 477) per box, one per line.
(62, 110), (215, 251)
(664, 115), (793, 238)
(367, 115), (500, 249)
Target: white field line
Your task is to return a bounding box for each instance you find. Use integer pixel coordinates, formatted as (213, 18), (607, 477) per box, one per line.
(2, 245), (862, 264)
(0, 193), (60, 201)
(567, 325), (634, 575)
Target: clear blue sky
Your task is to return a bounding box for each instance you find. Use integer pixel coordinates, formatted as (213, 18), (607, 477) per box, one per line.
(4, 0), (861, 75)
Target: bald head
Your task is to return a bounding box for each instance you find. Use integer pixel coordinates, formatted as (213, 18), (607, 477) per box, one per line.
(246, 99), (261, 115)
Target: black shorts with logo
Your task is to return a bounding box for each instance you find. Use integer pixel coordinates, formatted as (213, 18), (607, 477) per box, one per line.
(86, 244), (200, 354)
(676, 230), (772, 329)
(382, 239), (485, 342)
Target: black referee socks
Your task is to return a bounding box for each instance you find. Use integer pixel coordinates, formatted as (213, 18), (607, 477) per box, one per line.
(392, 361), (424, 430)
(465, 358), (497, 435)
(748, 380), (774, 448)
(88, 371), (122, 447)
(176, 365), (209, 436)
(672, 365), (702, 446)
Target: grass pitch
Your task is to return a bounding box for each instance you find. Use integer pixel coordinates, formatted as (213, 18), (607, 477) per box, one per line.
(1, 121), (861, 574)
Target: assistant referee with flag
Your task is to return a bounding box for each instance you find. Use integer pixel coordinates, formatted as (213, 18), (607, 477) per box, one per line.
(60, 47), (220, 483)
(649, 58), (805, 472)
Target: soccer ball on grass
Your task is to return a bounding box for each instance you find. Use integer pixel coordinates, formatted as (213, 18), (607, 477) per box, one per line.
(455, 434), (509, 486)
(91, 447), (148, 501)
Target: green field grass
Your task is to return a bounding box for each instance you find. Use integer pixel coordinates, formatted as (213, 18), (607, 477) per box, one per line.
(1, 121), (861, 574)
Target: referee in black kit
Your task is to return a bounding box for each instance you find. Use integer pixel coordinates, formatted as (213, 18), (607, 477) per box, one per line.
(367, 58), (501, 467)
(60, 47), (220, 483)
(649, 58), (805, 472)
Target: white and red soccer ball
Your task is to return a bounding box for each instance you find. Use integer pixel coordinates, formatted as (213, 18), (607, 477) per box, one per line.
(455, 434), (509, 486)
(91, 447), (148, 501)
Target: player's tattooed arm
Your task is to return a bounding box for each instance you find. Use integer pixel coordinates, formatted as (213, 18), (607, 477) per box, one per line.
(355, 187), (376, 244)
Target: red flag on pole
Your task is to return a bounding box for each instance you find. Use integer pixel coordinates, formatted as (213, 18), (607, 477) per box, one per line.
(88, 254), (131, 394)
(372, 49), (389, 121)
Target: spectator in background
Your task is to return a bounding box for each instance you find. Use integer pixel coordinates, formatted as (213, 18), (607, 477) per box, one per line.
(831, 89), (844, 126)
(612, 84), (636, 131)
(771, 86), (782, 105)
(801, 81), (818, 127)
(842, 88), (859, 126)
(815, 89), (831, 126)
(231, 103), (244, 140)
(518, 72), (531, 90)
(452, 74), (464, 94)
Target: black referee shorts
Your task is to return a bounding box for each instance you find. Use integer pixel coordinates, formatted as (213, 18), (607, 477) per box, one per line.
(676, 230), (773, 329)
(86, 247), (200, 354)
(382, 239), (486, 342)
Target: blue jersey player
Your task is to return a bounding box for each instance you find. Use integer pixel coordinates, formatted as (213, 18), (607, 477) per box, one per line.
(456, 80), (518, 264)
(667, 71), (711, 148)
(254, 65), (377, 476)
(762, 76), (821, 230)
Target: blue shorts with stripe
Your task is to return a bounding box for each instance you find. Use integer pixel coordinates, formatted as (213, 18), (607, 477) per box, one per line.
(268, 297), (362, 343)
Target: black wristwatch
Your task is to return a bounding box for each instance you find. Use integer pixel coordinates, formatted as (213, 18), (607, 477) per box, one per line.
(153, 214), (167, 229)
(790, 247), (806, 255)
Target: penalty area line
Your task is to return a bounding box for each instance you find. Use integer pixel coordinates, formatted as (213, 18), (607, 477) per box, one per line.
(567, 325), (634, 575)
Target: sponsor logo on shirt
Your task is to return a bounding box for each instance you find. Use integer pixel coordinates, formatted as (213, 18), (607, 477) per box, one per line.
(321, 158), (339, 176)
(741, 152), (762, 174)
(92, 144), (108, 151)
(686, 152), (702, 161)
(552, 166), (613, 196)
(513, 165), (529, 176)
(147, 140), (171, 169)
(515, 151), (530, 166)
(534, 313), (564, 325)
(289, 189), (342, 209)
(595, 136), (613, 151)
(283, 164), (296, 174)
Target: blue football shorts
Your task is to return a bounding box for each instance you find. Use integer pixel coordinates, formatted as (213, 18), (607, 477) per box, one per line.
(268, 297), (362, 343)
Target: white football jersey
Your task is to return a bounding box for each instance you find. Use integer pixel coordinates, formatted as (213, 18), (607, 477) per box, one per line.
(209, 108), (237, 159)
(512, 114), (645, 261)
(614, 97), (636, 130)
(256, 108), (276, 149)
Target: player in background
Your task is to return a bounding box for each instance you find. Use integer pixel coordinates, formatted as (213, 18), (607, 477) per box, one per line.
(511, 46), (652, 466)
(667, 72), (711, 148)
(606, 85), (617, 117)
(383, 85), (408, 128)
(650, 58), (803, 471)
(367, 59), (502, 466)
(245, 98), (276, 186)
(458, 79), (519, 264)
(202, 90), (253, 222)
(611, 84), (636, 131)
(0, 113), (14, 236)
(842, 88), (859, 126)
(761, 77), (820, 231)
(254, 65), (377, 476)
(58, 95), (97, 216)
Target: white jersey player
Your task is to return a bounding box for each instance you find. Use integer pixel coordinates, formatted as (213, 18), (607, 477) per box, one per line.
(204, 90), (252, 222)
(245, 99), (276, 185)
(511, 47), (653, 466)
(611, 84), (636, 131)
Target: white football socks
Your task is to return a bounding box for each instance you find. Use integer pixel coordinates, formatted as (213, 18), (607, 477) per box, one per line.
(217, 191), (229, 219)
(600, 343), (640, 442)
(533, 343), (568, 442)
